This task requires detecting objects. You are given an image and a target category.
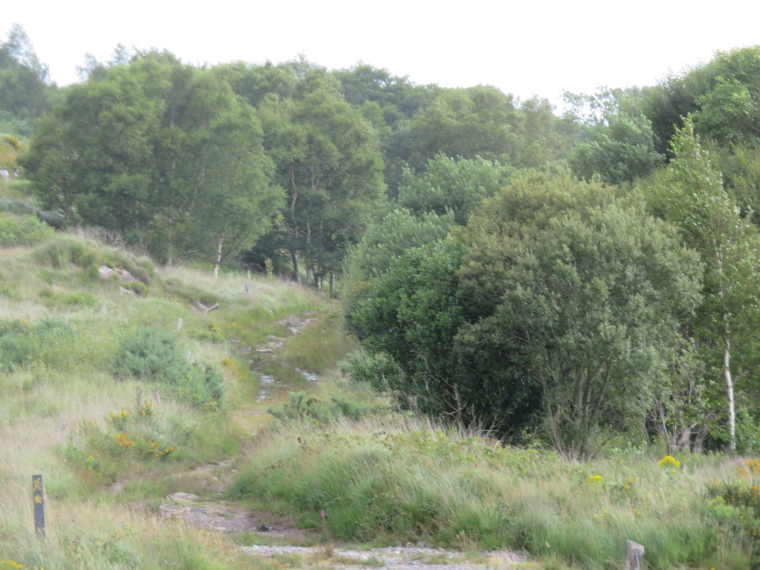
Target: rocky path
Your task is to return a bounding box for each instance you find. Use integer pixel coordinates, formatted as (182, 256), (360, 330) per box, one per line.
(154, 312), (531, 568)
(241, 545), (528, 569)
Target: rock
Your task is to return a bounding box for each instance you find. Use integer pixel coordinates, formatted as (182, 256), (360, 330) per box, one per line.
(119, 269), (139, 283)
(99, 266), (116, 279)
(168, 492), (200, 503)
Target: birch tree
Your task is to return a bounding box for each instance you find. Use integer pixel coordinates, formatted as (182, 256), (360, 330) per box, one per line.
(649, 117), (760, 451)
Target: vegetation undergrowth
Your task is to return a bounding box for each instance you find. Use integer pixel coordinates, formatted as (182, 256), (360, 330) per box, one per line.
(232, 416), (759, 569)
(4, 231), (759, 570)
(0, 232), (325, 568)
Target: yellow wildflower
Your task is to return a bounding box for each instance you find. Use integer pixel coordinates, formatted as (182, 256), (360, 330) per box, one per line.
(658, 455), (681, 469)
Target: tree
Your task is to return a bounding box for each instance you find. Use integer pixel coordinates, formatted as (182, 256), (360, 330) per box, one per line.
(569, 112), (664, 184)
(348, 170), (702, 452)
(345, 207), (453, 281)
(259, 76), (385, 289)
(693, 47), (760, 146)
(397, 154), (514, 225)
(347, 238), (470, 421)
(407, 86), (521, 169)
(457, 178), (703, 457)
(0, 24), (56, 133)
(22, 54), (282, 272)
(175, 70), (284, 278)
(21, 56), (167, 238)
(645, 118), (760, 451)
(345, 154), (512, 291)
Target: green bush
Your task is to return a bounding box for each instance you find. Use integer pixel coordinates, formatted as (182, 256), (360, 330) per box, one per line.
(39, 291), (98, 308)
(0, 212), (54, 247)
(0, 197), (36, 216)
(339, 348), (403, 392)
(114, 328), (223, 408)
(177, 363), (224, 410)
(0, 331), (34, 370)
(707, 481), (760, 543)
(268, 392), (334, 424)
(0, 318), (72, 370)
(113, 328), (185, 383)
(64, 402), (196, 486)
(121, 281), (148, 296)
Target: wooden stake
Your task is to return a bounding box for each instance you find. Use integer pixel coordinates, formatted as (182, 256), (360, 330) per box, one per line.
(33, 474), (45, 538)
(625, 540), (645, 570)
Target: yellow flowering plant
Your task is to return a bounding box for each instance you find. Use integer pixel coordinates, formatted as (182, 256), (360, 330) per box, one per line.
(658, 455), (681, 469)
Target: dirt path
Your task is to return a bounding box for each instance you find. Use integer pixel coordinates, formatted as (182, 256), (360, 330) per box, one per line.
(157, 312), (324, 538)
(154, 312), (531, 568)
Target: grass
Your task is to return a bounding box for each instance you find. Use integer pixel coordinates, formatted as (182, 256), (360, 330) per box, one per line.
(231, 416), (758, 569)
(4, 228), (757, 569)
(0, 231), (328, 568)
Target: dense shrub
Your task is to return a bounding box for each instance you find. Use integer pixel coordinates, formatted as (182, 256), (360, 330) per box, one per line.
(177, 363), (224, 409)
(0, 318), (71, 371)
(268, 390), (387, 425)
(338, 348), (403, 392)
(113, 328), (186, 383)
(0, 212), (54, 247)
(114, 327), (223, 408)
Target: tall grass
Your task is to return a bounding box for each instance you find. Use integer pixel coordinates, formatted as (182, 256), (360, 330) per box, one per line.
(231, 417), (756, 569)
(278, 311), (359, 374)
(0, 487), (252, 569)
(0, 233), (330, 568)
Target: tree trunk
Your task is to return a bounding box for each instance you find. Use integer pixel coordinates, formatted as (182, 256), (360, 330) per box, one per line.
(213, 235), (224, 281)
(305, 221), (312, 287)
(693, 423), (710, 453)
(725, 322), (736, 451)
(291, 250), (300, 284)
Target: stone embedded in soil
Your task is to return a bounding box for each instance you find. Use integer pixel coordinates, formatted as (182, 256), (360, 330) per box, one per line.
(168, 492), (200, 503)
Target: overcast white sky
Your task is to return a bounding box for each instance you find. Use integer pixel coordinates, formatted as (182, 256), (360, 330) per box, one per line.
(5, 0), (760, 107)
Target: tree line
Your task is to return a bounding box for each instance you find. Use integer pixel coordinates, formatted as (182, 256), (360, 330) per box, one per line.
(6, 24), (760, 455)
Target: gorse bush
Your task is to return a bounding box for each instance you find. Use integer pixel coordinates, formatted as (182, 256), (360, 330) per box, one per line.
(114, 327), (223, 408)
(114, 328), (185, 382)
(0, 327), (33, 370)
(339, 348), (403, 392)
(177, 362), (224, 410)
(268, 392), (333, 424)
(707, 460), (760, 553)
(38, 289), (99, 307)
(64, 402), (195, 488)
(115, 328), (171, 380)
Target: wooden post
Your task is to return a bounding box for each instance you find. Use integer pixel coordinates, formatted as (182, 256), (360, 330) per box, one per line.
(625, 540), (644, 570)
(32, 474), (45, 538)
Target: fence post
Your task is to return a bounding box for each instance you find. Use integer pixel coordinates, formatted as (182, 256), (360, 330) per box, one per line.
(33, 474), (45, 538)
(624, 540), (644, 569)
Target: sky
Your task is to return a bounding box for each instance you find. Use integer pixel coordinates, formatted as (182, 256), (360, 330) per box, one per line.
(5, 0), (760, 108)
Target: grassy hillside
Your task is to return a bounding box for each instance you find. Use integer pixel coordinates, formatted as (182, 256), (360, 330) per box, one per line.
(1, 226), (759, 569)
(0, 228), (352, 568)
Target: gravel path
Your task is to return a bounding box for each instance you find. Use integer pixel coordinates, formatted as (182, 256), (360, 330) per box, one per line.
(240, 544), (528, 569)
